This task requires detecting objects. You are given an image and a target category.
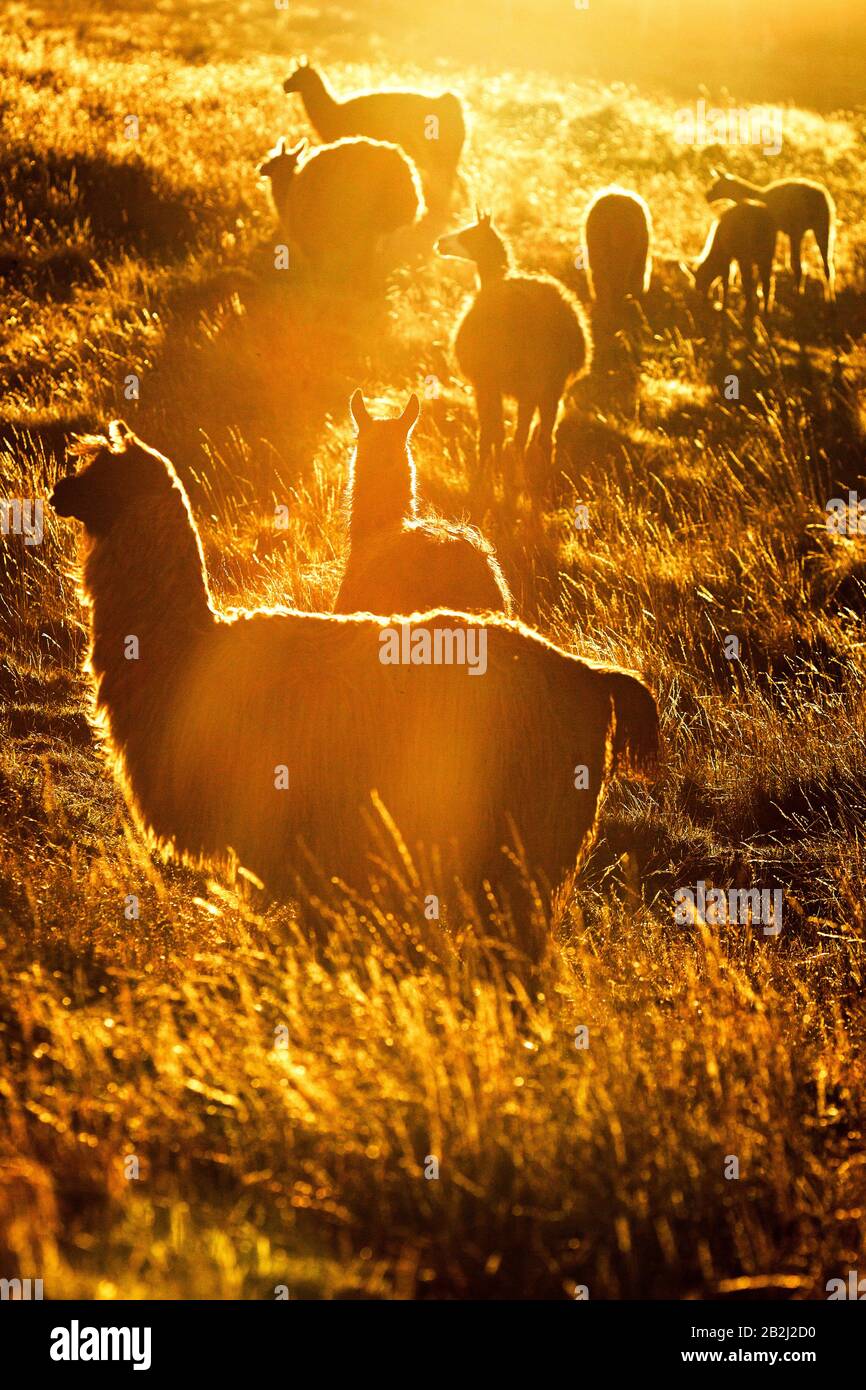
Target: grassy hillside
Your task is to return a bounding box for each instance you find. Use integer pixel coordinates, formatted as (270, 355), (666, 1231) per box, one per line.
(1, 0), (865, 1298)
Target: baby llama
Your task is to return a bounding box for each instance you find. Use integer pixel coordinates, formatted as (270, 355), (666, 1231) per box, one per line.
(50, 422), (659, 913)
(706, 166), (835, 301)
(689, 200), (776, 328)
(335, 390), (512, 616)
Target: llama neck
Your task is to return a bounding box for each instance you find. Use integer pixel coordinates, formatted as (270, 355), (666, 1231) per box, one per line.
(476, 237), (511, 287)
(85, 488), (214, 698)
(267, 165), (295, 218)
(348, 443), (417, 543)
(299, 70), (341, 137)
(728, 175), (763, 197)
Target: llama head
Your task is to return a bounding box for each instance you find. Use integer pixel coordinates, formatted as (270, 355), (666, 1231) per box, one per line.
(50, 421), (178, 537)
(257, 136), (307, 181)
(705, 167), (735, 204)
(347, 392), (420, 536)
(436, 213), (509, 278)
(282, 59), (316, 96)
(350, 390), (420, 448)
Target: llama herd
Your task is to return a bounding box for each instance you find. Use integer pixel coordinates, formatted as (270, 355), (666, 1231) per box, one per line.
(47, 61), (839, 923)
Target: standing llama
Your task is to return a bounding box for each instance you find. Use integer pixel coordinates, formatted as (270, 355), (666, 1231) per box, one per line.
(283, 60), (465, 200)
(335, 390), (512, 616)
(688, 200), (776, 330)
(50, 422), (659, 912)
(706, 167), (835, 301)
(437, 213), (591, 489)
(583, 187), (652, 323)
(258, 135), (424, 277)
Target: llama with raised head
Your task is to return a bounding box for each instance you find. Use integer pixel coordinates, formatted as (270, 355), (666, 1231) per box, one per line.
(437, 213), (591, 486)
(706, 167), (835, 301)
(283, 60), (465, 199)
(258, 135), (424, 276)
(688, 200), (776, 327)
(583, 187), (652, 322)
(335, 390), (512, 616)
(50, 422), (658, 910)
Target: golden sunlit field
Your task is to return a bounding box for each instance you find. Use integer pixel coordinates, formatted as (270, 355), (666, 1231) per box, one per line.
(2, 0), (866, 1303)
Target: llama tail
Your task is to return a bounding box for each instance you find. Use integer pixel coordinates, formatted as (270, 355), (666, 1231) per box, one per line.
(604, 671), (660, 778)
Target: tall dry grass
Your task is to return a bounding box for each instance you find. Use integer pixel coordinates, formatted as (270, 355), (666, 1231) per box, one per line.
(1, 0), (865, 1297)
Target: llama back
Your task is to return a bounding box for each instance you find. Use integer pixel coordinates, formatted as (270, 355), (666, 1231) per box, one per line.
(141, 608), (652, 897)
(335, 518), (513, 617)
(730, 177), (834, 234)
(288, 138), (424, 251)
(585, 190), (652, 307)
(327, 88), (464, 176)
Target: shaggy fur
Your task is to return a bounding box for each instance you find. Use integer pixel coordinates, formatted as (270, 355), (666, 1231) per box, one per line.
(334, 391), (512, 616)
(50, 424), (659, 908)
(258, 135), (424, 275)
(283, 60), (465, 197)
(437, 214), (591, 482)
(690, 200), (776, 325)
(584, 187), (652, 320)
(706, 167), (835, 301)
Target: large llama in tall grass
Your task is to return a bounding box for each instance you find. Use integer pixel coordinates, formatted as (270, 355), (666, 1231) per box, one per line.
(335, 390), (512, 616)
(50, 423), (659, 907)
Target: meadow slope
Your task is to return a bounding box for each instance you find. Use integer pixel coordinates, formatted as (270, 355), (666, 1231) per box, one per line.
(1, 0), (865, 1298)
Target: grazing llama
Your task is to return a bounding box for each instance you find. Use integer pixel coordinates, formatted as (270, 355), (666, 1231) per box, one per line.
(335, 390), (512, 616)
(706, 167), (836, 301)
(283, 59), (465, 198)
(50, 422), (659, 909)
(688, 201), (776, 327)
(583, 187), (653, 321)
(257, 135), (424, 275)
(437, 213), (591, 486)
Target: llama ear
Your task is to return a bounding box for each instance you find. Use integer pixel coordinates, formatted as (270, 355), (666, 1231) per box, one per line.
(277, 136), (287, 155)
(289, 138), (307, 157)
(350, 390), (372, 433)
(108, 419), (133, 450)
(400, 394), (421, 434)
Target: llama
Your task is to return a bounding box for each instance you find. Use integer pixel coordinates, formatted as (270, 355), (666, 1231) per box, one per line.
(334, 390), (512, 616)
(257, 135), (424, 276)
(436, 213), (591, 485)
(583, 187), (652, 321)
(283, 60), (465, 198)
(688, 200), (776, 326)
(50, 422), (658, 910)
(706, 167), (835, 301)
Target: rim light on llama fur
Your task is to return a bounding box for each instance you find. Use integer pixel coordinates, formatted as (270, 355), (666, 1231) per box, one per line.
(50, 422), (659, 911)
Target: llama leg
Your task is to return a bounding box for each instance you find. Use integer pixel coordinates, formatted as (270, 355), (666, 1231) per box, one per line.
(513, 399), (534, 461)
(791, 233), (804, 295)
(818, 230), (836, 302)
(502, 399), (533, 499)
(477, 387), (504, 481)
(742, 264), (756, 325)
(536, 391), (562, 473)
(760, 261), (774, 317)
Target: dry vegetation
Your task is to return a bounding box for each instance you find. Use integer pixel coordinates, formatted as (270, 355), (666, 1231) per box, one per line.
(2, 0), (866, 1298)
